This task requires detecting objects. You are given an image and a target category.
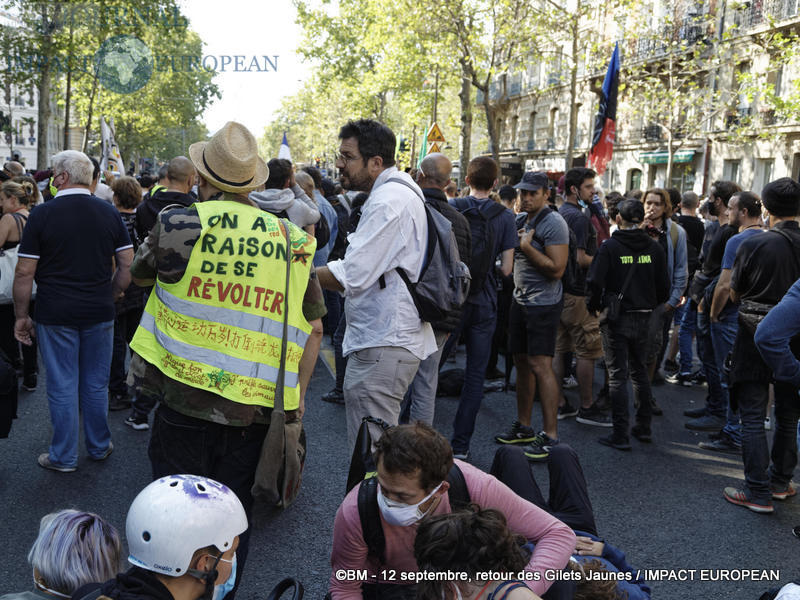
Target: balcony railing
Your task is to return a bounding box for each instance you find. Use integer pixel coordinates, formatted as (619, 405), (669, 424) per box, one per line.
(642, 125), (662, 141)
(626, 18), (708, 62)
(734, 0), (799, 28)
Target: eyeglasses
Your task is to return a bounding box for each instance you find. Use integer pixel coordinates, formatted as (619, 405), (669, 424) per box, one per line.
(335, 152), (362, 166)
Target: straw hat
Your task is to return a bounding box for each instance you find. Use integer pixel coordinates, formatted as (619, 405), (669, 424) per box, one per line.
(188, 121), (268, 194)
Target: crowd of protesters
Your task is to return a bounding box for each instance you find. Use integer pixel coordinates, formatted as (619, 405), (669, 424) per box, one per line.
(1, 116), (799, 600)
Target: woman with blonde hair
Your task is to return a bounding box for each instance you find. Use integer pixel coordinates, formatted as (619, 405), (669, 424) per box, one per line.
(0, 509), (121, 600)
(0, 176), (39, 390)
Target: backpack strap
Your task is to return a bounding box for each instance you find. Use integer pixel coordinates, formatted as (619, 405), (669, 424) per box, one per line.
(446, 463), (470, 509)
(669, 220), (679, 249)
(358, 476), (386, 565)
(773, 228), (800, 274)
(10, 212), (25, 240)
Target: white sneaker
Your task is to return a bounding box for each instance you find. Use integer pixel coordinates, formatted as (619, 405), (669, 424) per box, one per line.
(562, 375), (578, 389)
(764, 417), (772, 431)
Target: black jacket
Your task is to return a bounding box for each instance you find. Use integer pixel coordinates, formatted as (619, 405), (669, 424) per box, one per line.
(72, 568), (174, 600)
(587, 229), (670, 314)
(422, 187), (472, 333)
(135, 189), (194, 241)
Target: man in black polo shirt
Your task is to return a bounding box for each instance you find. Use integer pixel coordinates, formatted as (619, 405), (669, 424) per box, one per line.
(14, 150), (133, 473)
(680, 181), (741, 432)
(723, 178), (800, 514)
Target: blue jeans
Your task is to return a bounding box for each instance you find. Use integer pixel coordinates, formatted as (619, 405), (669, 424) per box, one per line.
(37, 321), (114, 467)
(696, 310), (725, 418)
(451, 303), (496, 453)
(678, 300), (697, 375)
(735, 380), (800, 503)
(711, 308), (740, 443)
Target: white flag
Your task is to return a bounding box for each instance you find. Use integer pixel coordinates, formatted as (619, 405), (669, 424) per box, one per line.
(100, 116), (126, 176)
(278, 132), (292, 162)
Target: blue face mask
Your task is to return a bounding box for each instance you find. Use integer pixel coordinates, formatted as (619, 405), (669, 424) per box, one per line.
(578, 199), (588, 209)
(213, 554), (237, 600)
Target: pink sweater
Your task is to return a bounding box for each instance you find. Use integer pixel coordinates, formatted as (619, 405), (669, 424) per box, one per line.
(328, 459), (576, 598)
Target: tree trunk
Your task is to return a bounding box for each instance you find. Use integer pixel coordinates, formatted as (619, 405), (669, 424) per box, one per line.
(82, 75), (99, 153)
(564, 14), (580, 171)
(666, 133), (674, 186)
(63, 21), (74, 150)
(36, 4), (55, 168)
(458, 62), (472, 190)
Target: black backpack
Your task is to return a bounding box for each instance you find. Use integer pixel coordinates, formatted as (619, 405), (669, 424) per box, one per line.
(452, 198), (507, 298)
(327, 195), (351, 262)
(357, 464), (471, 565)
(378, 178), (470, 323)
(517, 208), (580, 294)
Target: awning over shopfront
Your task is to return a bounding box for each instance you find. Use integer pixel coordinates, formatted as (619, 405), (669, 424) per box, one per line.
(638, 149), (697, 164)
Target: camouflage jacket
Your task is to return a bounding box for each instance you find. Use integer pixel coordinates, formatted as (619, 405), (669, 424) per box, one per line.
(128, 193), (326, 426)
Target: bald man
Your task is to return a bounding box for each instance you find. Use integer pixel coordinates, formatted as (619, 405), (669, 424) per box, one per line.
(135, 156), (196, 241)
(401, 154), (472, 425)
(3, 161), (24, 177)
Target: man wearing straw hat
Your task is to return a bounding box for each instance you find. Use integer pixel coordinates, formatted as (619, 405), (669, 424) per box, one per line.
(125, 121), (326, 596)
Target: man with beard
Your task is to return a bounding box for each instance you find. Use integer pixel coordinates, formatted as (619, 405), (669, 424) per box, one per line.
(317, 119), (436, 452)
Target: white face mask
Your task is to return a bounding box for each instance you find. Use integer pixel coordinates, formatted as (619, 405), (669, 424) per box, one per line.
(377, 482), (443, 527)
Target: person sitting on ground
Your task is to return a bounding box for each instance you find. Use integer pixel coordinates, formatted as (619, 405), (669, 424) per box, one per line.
(490, 445), (651, 599)
(415, 506), (542, 600)
(328, 422), (575, 600)
(250, 158), (320, 232)
(0, 509), (121, 600)
(71, 475), (246, 600)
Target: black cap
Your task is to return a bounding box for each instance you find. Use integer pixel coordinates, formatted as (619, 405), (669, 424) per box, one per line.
(618, 199), (644, 224)
(514, 171), (549, 192)
(498, 184), (517, 201)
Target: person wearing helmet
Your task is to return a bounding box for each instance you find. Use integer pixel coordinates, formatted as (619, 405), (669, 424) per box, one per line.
(72, 474), (247, 600)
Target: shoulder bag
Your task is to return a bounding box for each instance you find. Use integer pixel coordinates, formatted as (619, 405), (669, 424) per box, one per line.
(251, 219), (307, 508)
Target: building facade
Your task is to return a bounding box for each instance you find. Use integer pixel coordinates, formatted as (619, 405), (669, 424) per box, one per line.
(484, 0), (800, 195)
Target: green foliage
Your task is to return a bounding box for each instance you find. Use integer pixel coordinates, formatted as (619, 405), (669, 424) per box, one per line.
(2, 0), (218, 165)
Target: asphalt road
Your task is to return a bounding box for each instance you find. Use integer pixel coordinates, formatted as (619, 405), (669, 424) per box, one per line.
(1, 343), (797, 600)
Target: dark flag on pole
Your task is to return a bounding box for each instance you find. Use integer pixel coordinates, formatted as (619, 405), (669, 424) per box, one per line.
(588, 43), (620, 175)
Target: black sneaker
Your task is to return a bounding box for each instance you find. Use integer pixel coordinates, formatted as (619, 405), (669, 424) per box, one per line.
(495, 420), (537, 444)
(663, 358), (679, 376)
(631, 424), (652, 443)
(689, 371), (707, 386)
(109, 393), (131, 411)
(558, 402), (579, 420)
(21, 373), (37, 391)
(598, 434), (632, 451)
(321, 389), (345, 405)
(576, 405), (612, 427)
(125, 414), (149, 431)
(684, 406), (707, 418)
(650, 397), (663, 416)
(699, 437), (741, 455)
(523, 432), (559, 462)
(666, 373), (694, 386)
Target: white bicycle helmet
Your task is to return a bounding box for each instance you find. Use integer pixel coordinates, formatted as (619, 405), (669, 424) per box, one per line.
(126, 475), (248, 577)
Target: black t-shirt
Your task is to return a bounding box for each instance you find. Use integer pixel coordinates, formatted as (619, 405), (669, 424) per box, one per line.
(677, 215), (704, 254)
(18, 191), (132, 326)
(701, 224), (736, 278)
(559, 201), (596, 294)
(731, 221), (800, 305)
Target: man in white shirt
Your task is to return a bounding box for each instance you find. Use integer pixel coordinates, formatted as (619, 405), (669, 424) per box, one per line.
(317, 119), (436, 451)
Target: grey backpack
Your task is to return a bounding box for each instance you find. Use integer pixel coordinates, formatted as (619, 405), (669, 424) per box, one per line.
(377, 177), (470, 322)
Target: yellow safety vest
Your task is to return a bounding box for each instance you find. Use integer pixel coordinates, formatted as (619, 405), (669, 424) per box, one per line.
(149, 184), (166, 197)
(130, 201), (316, 410)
